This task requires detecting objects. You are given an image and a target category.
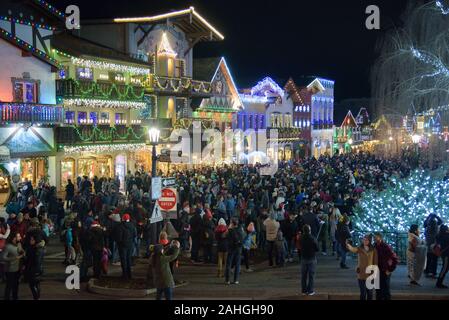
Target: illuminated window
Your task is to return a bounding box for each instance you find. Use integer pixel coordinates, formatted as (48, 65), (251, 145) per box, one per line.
(76, 67), (93, 80)
(13, 80), (38, 103)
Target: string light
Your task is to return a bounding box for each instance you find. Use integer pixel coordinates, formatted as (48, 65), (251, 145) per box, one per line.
(0, 28), (60, 67)
(67, 56), (150, 75)
(436, 0), (449, 14)
(0, 16), (56, 31)
(34, 0), (65, 18)
(353, 169), (449, 233)
(251, 77), (284, 97)
(158, 32), (177, 57)
(61, 143), (151, 154)
(63, 98), (146, 109)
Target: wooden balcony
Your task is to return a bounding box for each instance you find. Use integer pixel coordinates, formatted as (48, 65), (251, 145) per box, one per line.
(56, 79), (145, 101)
(56, 125), (146, 145)
(145, 75), (213, 98)
(0, 102), (64, 125)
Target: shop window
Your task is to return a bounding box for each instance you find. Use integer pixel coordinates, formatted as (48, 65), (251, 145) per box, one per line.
(13, 80), (38, 103)
(61, 158), (75, 187)
(21, 158), (46, 186)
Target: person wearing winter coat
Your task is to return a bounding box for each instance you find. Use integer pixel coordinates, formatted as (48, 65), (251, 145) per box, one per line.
(274, 230), (286, 267)
(150, 240), (180, 300)
(88, 221), (105, 279)
(281, 213), (298, 263)
(23, 235), (43, 300)
(299, 224), (319, 296)
(435, 224), (449, 289)
(264, 212), (280, 267)
(346, 234), (378, 300)
(328, 205), (341, 255)
(215, 218), (228, 278)
(424, 216), (441, 278)
(1, 232), (24, 300)
(189, 208), (203, 263)
(407, 224), (427, 286)
(374, 232), (399, 300)
(242, 222), (257, 272)
(113, 214), (137, 280)
(201, 211), (215, 263)
(225, 218), (244, 284)
(336, 215), (351, 269)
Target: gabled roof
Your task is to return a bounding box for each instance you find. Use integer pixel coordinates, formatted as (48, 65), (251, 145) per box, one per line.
(114, 7), (224, 41)
(284, 77), (305, 105)
(194, 57), (243, 110)
(0, 27), (59, 68)
(52, 32), (149, 66)
(341, 110), (358, 128)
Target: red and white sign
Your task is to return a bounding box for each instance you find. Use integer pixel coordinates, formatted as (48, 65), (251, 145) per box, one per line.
(158, 187), (177, 212)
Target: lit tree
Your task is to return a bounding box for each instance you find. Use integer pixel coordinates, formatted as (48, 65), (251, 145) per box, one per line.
(353, 169), (449, 233)
(371, 0), (449, 120)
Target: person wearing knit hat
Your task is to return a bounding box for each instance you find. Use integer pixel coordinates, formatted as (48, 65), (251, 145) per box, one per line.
(202, 209), (215, 264)
(243, 222), (257, 272)
(215, 218), (228, 278)
(112, 211), (137, 280)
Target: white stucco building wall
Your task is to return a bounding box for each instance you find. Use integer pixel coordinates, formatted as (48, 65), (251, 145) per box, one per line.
(0, 38), (56, 104)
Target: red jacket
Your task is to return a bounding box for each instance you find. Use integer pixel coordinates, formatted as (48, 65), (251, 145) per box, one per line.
(375, 241), (399, 273)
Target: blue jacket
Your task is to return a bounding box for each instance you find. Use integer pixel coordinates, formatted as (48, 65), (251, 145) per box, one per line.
(243, 231), (256, 250)
(66, 227), (73, 247)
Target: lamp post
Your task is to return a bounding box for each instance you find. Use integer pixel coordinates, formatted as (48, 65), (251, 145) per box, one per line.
(148, 127), (160, 177)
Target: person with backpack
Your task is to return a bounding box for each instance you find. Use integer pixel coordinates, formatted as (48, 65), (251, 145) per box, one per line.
(87, 221), (105, 279)
(225, 217), (244, 285)
(435, 224), (449, 289)
(374, 232), (399, 300)
(113, 213), (136, 280)
(264, 212), (280, 267)
(336, 215), (351, 269)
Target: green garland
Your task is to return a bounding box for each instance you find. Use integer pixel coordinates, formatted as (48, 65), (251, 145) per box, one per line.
(71, 125), (145, 142)
(64, 79), (145, 101)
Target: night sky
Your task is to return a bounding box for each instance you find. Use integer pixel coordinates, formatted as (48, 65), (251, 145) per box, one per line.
(54, 0), (408, 103)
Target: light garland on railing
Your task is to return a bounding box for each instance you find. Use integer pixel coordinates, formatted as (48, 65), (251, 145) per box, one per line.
(61, 79), (145, 100)
(152, 76), (211, 93)
(63, 98), (146, 109)
(71, 57), (150, 75)
(62, 143), (150, 154)
(69, 125), (145, 142)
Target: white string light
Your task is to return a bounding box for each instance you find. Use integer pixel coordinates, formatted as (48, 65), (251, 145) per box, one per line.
(62, 143), (150, 154)
(63, 98), (146, 109)
(71, 57), (150, 75)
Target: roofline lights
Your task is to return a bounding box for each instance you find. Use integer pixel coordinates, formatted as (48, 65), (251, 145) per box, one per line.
(114, 7), (224, 40)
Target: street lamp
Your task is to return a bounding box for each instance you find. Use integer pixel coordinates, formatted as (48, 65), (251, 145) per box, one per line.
(148, 127), (160, 177)
(389, 136), (393, 141)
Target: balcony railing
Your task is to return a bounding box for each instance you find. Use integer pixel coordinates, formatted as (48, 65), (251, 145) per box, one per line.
(56, 79), (145, 101)
(146, 75), (213, 97)
(266, 127), (301, 140)
(56, 125), (146, 144)
(0, 102), (64, 124)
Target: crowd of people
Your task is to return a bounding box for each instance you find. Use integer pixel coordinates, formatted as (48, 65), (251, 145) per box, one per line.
(0, 151), (448, 300)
